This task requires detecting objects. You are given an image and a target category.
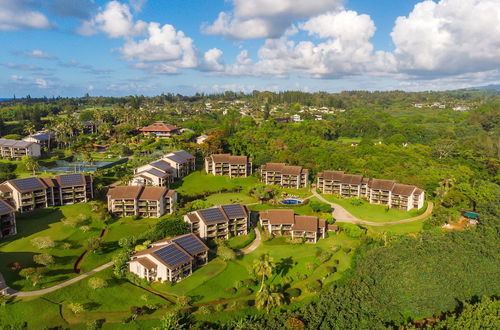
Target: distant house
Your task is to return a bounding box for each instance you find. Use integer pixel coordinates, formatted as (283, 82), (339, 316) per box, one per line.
(129, 233), (209, 283)
(161, 150), (196, 178)
(205, 154), (252, 177)
(0, 138), (41, 160)
(453, 105), (470, 111)
(259, 209), (326, 243)
(292, 114), (302, 122)
(196, 134), (208, 144)
(317, 171), (425, 210)
(184, 204), (249, 240)
(261, 163), (309, 188)
(2, 174), (93, 213)
(23, 131), (54, 149)
(0, 200), (16, 240)
(461, 210), (480, 225)
(82, 121), (96, 134)
(139, 121), (181, 137)
(274, 117), (291, 124)
(107, 186), (177, 218)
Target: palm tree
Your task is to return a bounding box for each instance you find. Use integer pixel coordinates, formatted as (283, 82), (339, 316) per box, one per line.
(253, 254), (274, 292)
(255, 284), (285, 311)
(23, 156), (39, 176)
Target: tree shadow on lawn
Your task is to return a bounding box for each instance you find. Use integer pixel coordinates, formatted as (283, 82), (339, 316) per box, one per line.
(0, 208), (64, 246)
(275, 257), (294, 277)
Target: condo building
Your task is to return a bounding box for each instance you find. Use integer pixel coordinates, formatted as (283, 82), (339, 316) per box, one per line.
(205, 154), (252, 178)
(184, 204), (249, 240)
(259, 209), (326, 243)
(1, 174), (93, 213)
(132, 159), (174, 187)
(0, 200), (16, 240)
(129, 233), (209, 283)
(260, 163), (309, 188)
(161, 150), (196, 178)
(317, 171), (425, 210)
(107, 186), (177, 218)
(0, 138), (41, 160)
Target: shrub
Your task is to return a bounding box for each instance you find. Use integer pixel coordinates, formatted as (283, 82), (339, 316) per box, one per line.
(286, 288), (302, 298)
(309, 200), (332, 213)
(61, 242), (72, 250)
(217, 245), (236, 261)
(118, 236), (137, 248)
(88, 277), (108, 290)
(285, 317), (305, 330)
(339, 223), (365, 238)
(214, 303), (225, 312)
(318, 251), (333, 264)
(343, 247), (352, 254)
(306, 280), (322, 293)
(239, 287), (253, 295)
(30, 237), (55, 249)
(86, 237), (102, 253)
(331, 245), (341, 252)
(234, 280), (243, 289)
(68, 302), (85, 314)
(33, 253), (55, 266)
(349, 198), (364, 206)
(80, 225), (91, 232)
(198, 306), (214, 314)
(177, 295), (192, 307)
(225, 287), (237, 294)
(243, 278), (257, 287)
(306, 262), (316, 271)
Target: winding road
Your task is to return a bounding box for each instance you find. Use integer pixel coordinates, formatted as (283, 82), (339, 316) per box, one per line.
(311, 189), (433, 226)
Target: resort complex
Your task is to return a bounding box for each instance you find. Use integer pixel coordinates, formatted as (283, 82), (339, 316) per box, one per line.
(205, 153), (252, 177)
(259, 209), (326, 243)
(129, 233), (209, 283)
(0, 174), (93, 212)
(107, 186), (177, 218)
(260, 163), (309, 188)
(161, 150), (196, 178)
(184, 204), (249, 240)
(317, 171), (425, 210)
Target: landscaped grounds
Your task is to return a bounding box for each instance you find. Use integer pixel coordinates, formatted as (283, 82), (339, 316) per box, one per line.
(321, 194), (427, 222)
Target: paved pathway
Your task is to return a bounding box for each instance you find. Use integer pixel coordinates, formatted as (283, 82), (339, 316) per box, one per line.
(4, 261), (114, 297)
(239, 228), (262, 255)
(311, 189), (433, 226)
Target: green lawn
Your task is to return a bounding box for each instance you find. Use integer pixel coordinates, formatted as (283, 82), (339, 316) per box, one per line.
(0, 268), (169, 329)
(150, 231), (358, 304)
(321, 194), (426, 222)
(204, 192), (258, 206)
(366, 218), (426, 234)
(227, 230), (256, 250)
(0, 204), (105, 291)
(174, 171), (259, 197)
(80, 217), (159, 272)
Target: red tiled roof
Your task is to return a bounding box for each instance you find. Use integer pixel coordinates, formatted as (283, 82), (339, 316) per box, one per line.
(370, 179), (396, 191)
(293, 215), (319, 232)
(392, 183), (417, 196)
(340, 174), (364, 185)
(260, 209), (295, 225)
(139, 122), (180, 132)
(318, 170), (344, 181)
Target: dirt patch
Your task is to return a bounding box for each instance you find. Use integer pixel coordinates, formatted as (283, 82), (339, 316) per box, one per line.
(442, 217), (469, 231)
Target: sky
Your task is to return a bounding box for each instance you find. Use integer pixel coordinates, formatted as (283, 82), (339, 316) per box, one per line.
(0, 0), (499, 97)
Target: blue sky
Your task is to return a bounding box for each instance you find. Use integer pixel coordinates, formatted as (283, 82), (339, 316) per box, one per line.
(1, 0), (499, 97)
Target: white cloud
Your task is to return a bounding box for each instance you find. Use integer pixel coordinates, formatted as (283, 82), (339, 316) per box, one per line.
(217, 10), (385, 79)
(203, 0), (344, 39)
(199, 48), (225, 72)
(121, 22), (198, 73)
(0, 0), (51, 31)
(77, 1), (147, 38)
(24, 49), (57, 60)
(10, 75), (50, 89)
(391, 0), (500, 76)
(129, 0), (147, 12)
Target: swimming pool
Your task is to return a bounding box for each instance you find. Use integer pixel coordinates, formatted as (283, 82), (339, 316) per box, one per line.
(281, 198), (304, 205)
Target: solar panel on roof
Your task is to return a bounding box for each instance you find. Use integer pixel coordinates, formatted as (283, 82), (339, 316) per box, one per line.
(165, 154), (185, 163)
(59, 174), (84, 186)
(199, 208), (226, 223)
(12, 177), (44, 191)
(155, 244), (190, 267)
(174, 151), (193, 160)
(172, 235), (206, 255)
(146, 168), (168, 178)
(0, 201), (13, 214)
(221, 204), (247, 218)
(151, 161), (173, 171)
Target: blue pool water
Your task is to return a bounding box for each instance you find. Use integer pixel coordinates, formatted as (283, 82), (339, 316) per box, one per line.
(44, 158), (128, 173)
(281, 199), (304, 205)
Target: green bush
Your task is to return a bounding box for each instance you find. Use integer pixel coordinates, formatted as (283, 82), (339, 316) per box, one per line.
(286, 287), (302, 298)
(225, 287), (237, 294)
(339, 223), (365, 238)
(349, 198), (364, 206)
(309, 200), (332, 213)
(306, 280), (322, 293)
(239, 287), (253, 295)
(243, 278), (257, 287)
